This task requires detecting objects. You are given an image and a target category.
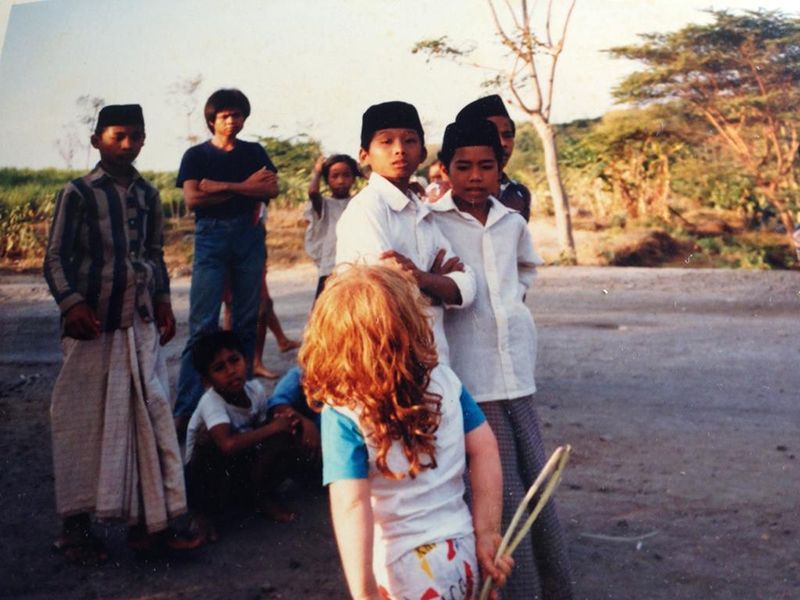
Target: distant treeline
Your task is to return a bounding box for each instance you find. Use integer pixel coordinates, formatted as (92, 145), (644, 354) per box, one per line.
(0, 114), (794, 264)
(0, 135), (323, 261)
(508, 104), (789, 231)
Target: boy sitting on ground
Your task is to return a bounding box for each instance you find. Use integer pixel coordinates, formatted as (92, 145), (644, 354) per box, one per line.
(184, 331), (305, 541)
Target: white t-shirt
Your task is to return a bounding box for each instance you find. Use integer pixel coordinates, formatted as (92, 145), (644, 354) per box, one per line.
(321, 366), (486, 568)
(431, 192), (543, 402)
(184, 380), (269, 464)
(304, 196), (350, 276)
(335, 173), (476, 365)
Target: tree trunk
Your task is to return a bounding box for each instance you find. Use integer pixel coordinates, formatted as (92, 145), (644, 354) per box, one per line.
(530, 114), (576, 261)
(778, 209), (796, 249)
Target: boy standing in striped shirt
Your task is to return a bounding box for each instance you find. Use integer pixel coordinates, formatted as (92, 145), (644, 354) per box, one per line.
(44, 105), (197, 563)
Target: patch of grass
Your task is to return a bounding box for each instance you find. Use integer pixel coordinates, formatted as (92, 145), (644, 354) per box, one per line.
(687, 232), (796, 269)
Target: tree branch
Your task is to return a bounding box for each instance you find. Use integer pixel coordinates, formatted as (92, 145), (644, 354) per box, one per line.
(487, 0), (527, 60)
(503, 0), (522, 31)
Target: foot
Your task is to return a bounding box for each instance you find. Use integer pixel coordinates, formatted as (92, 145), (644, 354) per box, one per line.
(257, 499), (296, 523)
(191, 514), (219, 544)
(162, 526), (205, 551)
(52, 531), (109, 565)
(127, 524), (204, 556)
(277, 338), (301, 353)
(253, 364), (281, 380)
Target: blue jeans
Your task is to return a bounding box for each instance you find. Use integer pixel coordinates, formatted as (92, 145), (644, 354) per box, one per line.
(174, 216), (265, 417)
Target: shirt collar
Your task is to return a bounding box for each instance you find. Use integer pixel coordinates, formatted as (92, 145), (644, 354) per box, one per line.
(430, 190), (512, 228)
(88, 162), (143, 189)
(369, 172), (430, 222)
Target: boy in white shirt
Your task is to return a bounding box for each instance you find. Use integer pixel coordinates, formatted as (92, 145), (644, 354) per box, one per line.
(431, 119), (574, 599)
(335, 100), (476, 365)
(184, 331), (311, 541)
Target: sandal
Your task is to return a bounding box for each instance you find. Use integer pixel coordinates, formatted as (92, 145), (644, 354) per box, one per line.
(256, 498), (296, 523)
(52, 533), (109, 565)
(127, 525), (204, 556)
(163, 526), (205, 551)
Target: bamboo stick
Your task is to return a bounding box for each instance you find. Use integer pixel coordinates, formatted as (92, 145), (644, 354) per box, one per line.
(478, 445), (572, 600)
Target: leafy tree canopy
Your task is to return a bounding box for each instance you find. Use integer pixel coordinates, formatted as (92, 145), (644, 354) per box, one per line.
(608, 9), (800, 242)
(610, 9), (800, 113)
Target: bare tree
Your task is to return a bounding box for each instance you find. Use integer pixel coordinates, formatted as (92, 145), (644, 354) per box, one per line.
(76, 95), (105, 168)
(54, 124), (81, 169)
(167, 74), (204, 146)
(52, 96), (104, 169)
(414, 0), (577, 262)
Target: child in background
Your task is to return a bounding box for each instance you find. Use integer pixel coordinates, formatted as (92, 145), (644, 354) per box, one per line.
(44, 104), (197, 562)
(221, 265), (301, 381)
(425, 159), (451, 203)
(456, 95), (532, 222)
(184, 331), (307, 542)
(431, 119), (573, 599)
(299, 264), (513, 599)
(335, 100), (476, 366)
(305, 154), (361, 299)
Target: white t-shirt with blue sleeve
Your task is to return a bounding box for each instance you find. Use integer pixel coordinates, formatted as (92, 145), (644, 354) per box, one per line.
(321, 364), (485, 568)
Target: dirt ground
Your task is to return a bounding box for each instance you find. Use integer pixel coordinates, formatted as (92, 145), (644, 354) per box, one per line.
(1, 264), (798, 599)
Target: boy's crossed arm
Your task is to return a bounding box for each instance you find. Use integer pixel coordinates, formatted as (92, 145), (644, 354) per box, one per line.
(207, 411), (298, 456)
(381, 248), (469, 307)
(184, 167), (279, 210)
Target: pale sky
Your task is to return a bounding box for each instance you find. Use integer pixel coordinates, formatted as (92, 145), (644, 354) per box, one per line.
(0, 0), (797, 171)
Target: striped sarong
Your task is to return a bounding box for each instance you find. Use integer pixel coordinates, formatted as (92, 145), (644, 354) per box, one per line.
(481, 397), (574, 600)
(50, 317), (186, 533)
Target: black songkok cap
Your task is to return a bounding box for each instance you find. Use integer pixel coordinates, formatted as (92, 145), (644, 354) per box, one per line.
(438, 119), (504, 167)
(95, 104), (145, 134)
(456, 94), (511, 123)
(360, 101), (425, 150)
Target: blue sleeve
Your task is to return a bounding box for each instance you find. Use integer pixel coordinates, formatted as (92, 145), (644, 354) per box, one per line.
(267, 367), (320, 428)
(460, 385), (485, 434)
(321, 408), (369, 485)
(268, 367), (303, 411)
(176, 145), (204, 188)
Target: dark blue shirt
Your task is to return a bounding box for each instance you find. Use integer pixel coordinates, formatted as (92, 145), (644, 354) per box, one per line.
(499, 173), (532, 222)
(176, 140), (277, 220)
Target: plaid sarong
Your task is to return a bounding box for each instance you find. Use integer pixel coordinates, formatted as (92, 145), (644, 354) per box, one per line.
(481, 397), (574, 600)
(50, 317), (186, 533)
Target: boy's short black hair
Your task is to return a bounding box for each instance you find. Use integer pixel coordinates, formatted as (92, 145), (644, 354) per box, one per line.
(360, 101), (425, 150)
(438, 119), (504, 168)
(192, 330), (245, 376)
(204, 88), (251, 133)
(456, 94), (516, 136)
(322, 154), (361, 183)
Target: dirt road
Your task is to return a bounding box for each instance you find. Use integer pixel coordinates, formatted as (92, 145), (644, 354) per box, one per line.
(1, 265), (798, 599)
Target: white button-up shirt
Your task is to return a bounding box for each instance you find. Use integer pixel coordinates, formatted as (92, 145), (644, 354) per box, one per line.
(335, 173), (476, 365)
(304, 196), (350, 276)
(431, 192), (542, 402)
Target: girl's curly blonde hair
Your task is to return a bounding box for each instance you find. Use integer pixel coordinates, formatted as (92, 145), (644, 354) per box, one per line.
(299, 263), (441, 480)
